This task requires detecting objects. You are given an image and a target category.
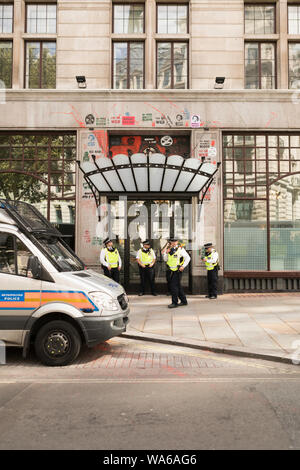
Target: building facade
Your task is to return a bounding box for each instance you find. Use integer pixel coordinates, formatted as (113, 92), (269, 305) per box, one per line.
(1, 0), (300, 293)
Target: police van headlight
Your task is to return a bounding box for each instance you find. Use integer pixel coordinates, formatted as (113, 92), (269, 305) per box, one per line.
(89, 292), (119, 313)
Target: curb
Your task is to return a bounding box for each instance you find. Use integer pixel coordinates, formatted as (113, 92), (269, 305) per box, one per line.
(121, 331), (296, 365)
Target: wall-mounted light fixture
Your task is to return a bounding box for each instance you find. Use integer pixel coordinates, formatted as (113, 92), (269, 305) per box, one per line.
(76, 76), (87, 89)
(214, 77), (225, 89)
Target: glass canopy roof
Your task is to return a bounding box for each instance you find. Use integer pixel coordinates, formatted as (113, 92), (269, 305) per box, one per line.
(78, 153), (220, 199)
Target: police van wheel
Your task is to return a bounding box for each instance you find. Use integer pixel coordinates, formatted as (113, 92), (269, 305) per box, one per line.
(34, 320), (82, 366)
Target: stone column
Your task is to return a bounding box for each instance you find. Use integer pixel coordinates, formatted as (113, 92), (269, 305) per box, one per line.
(278, 0), (288, 89)
(12, 0), (24, 89)
(145, 0), (155, 89)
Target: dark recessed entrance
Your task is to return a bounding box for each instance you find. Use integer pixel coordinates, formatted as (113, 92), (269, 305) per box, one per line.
(108, 196), (192, 294)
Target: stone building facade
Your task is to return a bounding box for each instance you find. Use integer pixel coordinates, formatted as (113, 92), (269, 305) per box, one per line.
(1, 0), (300, 293)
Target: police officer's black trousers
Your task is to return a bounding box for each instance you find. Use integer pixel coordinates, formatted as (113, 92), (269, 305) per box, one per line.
(207, 266), (218, 297)
(169, 270), (187, 305)
(139, 265), (156, 294)
(103, 266), (120, 283)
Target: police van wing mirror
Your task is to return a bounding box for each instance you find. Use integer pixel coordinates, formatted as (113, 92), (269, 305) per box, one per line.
(28, 255), (42, 279)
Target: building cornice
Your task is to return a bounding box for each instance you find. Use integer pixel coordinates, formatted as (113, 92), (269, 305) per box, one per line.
(3, 89), (299, 103)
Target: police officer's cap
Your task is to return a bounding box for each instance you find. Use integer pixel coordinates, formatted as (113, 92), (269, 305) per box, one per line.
(103, 237), (112, 246)
(168, 237), (178, 242)
(142, 239), (151, 245)
(204, 242), (213, 248)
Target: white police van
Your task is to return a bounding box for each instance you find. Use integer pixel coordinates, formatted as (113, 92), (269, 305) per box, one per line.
(0, 200), (129, 366)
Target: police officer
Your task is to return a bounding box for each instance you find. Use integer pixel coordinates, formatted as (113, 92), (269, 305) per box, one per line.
(100, 238), (122, 283)
(202, 242), (219, 299)
(136, 240), (157, 296)
(162, 238), (190, 308)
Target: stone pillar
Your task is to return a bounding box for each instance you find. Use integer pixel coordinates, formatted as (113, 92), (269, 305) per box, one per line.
(190, 128), (223, 294)
(145, 0), (155, 89)
(12, 0), (24, 89)
(278, 0), (288, 89)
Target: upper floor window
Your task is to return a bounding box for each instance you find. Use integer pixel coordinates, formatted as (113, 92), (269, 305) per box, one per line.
(0, 41), (12, 88)
(288, 5), (300, 34)
(157, 4), (188, 34)
(244, 4), (275, 34)
(289, 42), (300, 88)
(26, 3), (57, 34)
(245, 42), (276, 89)
(113, 4), (144, 33)
(157, 41), (188, 89)
(0, 3), (13, 33)
(113, 41), (144, 89)
(25, 41), (56, 88)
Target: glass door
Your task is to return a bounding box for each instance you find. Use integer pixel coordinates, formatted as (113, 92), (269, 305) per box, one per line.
(108, 198), (192, 293)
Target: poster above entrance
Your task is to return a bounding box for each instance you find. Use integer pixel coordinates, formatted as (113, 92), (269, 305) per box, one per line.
(78, 152), (220, 196)
(109, 135), (190, 158)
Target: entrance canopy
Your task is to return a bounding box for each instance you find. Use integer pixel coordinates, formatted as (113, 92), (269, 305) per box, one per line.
(78, 153), (220, 203)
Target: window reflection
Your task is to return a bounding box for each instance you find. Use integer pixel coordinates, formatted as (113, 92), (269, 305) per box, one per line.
(25, 41), (56, 89)
(244, 4), (275, 34)
(114, 4), (144, 33)
(245, 42), (276, 89)
(288, 5), (300, 34)
(224, 200), (268, 270)
(113, 42), (144, 89)
(0, 41), (12, 88)
(0, 4), (13, 33)
(27, 4), (57, 34)
(270, 175), (300, 270)
(289, 43), (300, 89)
(223, 133), (300, 272)
(157, 4), (188, 34)
(157, 42), (188, 89)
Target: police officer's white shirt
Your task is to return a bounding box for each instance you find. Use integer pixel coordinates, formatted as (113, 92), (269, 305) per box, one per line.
(163, 246), (191, 269)
(136, 248), (156, 261)
(100, 248), (122, 268)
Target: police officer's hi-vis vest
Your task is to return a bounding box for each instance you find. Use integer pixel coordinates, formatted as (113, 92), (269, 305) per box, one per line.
(138, 249), (155, 265)
(104, 248), (119, 268)
(167, 247), (184, 271)
(204, 249), (218, 271)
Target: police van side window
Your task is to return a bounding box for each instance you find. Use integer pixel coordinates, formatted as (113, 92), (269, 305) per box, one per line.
(0, 232), (36, 278)
(0, 233), (16, 274)
(16, 238), (35, 278)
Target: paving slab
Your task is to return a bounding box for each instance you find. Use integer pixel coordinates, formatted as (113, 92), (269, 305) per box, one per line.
(125, 293), (300, 362)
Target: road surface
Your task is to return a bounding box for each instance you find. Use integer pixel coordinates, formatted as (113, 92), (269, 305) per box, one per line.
(0, 337), (299, 450)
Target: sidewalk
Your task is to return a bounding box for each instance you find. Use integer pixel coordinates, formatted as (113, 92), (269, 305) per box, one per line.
(123, 293), (300, 363)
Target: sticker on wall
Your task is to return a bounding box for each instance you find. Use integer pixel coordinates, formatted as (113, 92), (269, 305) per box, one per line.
(160, 136), (173, 147)
(142, 113), (152, 122)
(96, 117), (107, 126)
(122, 116), (135, 125)
(110, 116), (121, 124)
(208, 147), (217, 158)
(85, 114), (95, 126)
(175, 114), (184, 127)
(191, 114), (201, 128)
(155, 116), (166, 125)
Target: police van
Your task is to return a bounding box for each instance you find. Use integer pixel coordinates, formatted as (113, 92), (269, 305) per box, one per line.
(0, 200), (129, 366)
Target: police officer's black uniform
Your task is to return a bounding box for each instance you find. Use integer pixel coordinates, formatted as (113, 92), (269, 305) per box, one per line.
(202, 242), (219, 299)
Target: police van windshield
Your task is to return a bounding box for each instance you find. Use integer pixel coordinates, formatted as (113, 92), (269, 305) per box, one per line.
(37, 236), (84, 272)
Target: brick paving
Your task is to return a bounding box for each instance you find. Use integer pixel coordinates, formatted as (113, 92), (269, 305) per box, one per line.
(2, 337), (298, 382)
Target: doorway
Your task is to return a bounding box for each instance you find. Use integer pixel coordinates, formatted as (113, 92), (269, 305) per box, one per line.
(108, 197), (192, 293)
